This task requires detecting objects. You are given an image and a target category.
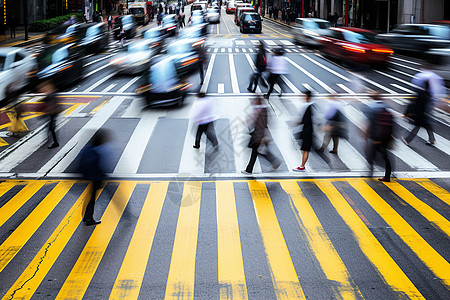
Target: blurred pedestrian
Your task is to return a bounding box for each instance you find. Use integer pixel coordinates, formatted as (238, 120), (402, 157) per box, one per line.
(333, 12), (339, 26)
(242, 95), (281, 175)
(8, 12), (16, 38)
(64, 15), (77, 26)
(402, 63), (446, 146)
(118, 25), (125, 47)
(318, 95), (347, 155)
(247, 41), (268, 93)
(179, 10), (185, 28)
(293, 91), (315, 171)
(107, 15), (113, 31)
(264, 47), (287, 99)
(192, 92), (219, 150)
(38, 80), (60, 149)
(198, 44), (207, 85)
(365, 92), (394, 182)
(79, 129), (112, 226)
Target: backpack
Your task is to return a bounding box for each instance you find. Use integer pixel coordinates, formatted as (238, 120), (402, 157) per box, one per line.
(372, 107), (393, 144)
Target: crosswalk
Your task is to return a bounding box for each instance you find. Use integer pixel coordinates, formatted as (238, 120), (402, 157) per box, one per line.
(0, 178), (449, 299)
(1, 94), (450, 176)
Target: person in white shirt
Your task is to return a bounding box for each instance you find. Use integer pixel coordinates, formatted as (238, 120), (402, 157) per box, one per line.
(192, 92), (219, 150)
(264, 47), (288, 99)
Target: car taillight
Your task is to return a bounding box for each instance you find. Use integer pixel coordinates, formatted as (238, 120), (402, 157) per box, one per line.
(181, 57), (199, 66)
(372, 48), (394, 54)
(342, 45), (366, 53)
(192, 39), (205, 47)
(166, 26), (176, 31)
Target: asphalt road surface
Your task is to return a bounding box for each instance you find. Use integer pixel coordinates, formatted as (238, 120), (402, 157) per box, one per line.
(0, 5), (449, 300)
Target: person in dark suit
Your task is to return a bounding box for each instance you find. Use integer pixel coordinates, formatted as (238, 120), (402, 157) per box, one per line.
(293, 90), (314, 171)
(8, 12), (16, 38)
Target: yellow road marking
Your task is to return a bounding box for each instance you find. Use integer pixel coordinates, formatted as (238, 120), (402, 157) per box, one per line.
(262, 24), (293, 38)
(0, 181), (73, 273)
(3, 184), (91, 300)
(315, 180), (424, 299)
(414, 179), (450, 206)
(56, 182), (136, 300)
(89, 99), (108, 116)
(255, 34), (262, 38)
(165, 181), (202, 300)
(241, 34), (249, 38)
(248, 181), (305, 299)
(217, 22), (220, 35)
(384, 181), (450, 237)
(280, 181), (363, 299)
(216, 182), (248, 300)
(110, 182), (169, 300)
(62, 103), (85, 116)
(0, 181), (15, 199)
(349, 179), (450, 289)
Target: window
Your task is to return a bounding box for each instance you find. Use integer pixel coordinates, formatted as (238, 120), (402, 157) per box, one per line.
(0, 56), (6, 71)
(343, 31), (377, 44)
(129, 8), (145, 15)
(14, 51), (25, 62)
(244, 14), (260, 21)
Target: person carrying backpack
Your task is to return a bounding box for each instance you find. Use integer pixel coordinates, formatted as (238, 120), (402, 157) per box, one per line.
(365, 92), (394, 182)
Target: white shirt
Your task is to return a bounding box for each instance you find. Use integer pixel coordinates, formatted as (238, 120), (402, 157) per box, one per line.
(267, 54), (288, 74)
(412, 69), (446, 101)
(191, 96), (217, 124)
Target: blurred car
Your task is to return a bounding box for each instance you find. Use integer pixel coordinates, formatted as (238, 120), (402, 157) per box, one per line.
(113, 15), (137, 40)
(320, 28), (394, 65)
(0, 48), (36, 107)
(292, 18), (331, 47)
(179, 25), (206, 52)
(191, 10), (204, 18)
(190, 15), (208, 36)
(376, 24), (450, 52)
(226, 1), (235, 14)
(34, 43), (83, 89)
(162, 14), (179, 36)
(44, 23), (85, 45)
(135, 56), (191, 107)
(142, 27), (168, 50)
(425, 47), (450, 83)
(79, 23), (109, 54)
(192, 2), (207, 13)
(205, 8), (220, 23)
(166, 39), (201, 78)
(239, 12), (262, 33)
(110, 39), (161, 75)
(235, 6), (254, 25)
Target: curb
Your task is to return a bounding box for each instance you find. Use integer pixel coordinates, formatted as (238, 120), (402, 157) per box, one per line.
(0, 35), (45, 48)
(262, 16), (295, 29)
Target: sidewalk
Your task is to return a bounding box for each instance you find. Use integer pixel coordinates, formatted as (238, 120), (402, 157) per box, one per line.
(263, 16), (295, 29)
(0, 26), (45, 48)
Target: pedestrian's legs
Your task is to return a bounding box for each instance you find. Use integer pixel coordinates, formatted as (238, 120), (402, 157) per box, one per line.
(380, 145), (391, 180)
(320, 133), (331, 151)
(84, 180), (101, 222)
(199, 62), (204, 85)
(194, 124), (208, 148)
(275, 74), (283, 95)
(245, 145), (259, 173)
(424, 123), (435, 144)
(205, 122), (218, 147)
(332, 136), (339, 152)
(49, 114), (58, 146)
(301, 150), (309, 168)
(404, 125), (420, 143)
(366, 142), (376, 177)
(260, 146), (280, 167)
(265, 73), (276, 97)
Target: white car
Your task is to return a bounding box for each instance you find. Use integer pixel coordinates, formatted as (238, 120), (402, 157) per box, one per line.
(110, 40), (158, 75)
(426, 47), (450, 85)
(0, 47), (36, 107)
(205, 8), (220, 23)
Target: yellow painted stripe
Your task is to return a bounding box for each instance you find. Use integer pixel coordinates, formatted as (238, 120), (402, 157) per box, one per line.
(384, 181), (450, 237)
(315, 180), (424, 299)
(164, 181), (202, 300)
(414, 179), (450, 206)
(110, 182), (169, 300)
(0, 181), (15, 199)
(217, 23), (220, 35)
(2, 184), (91, 300)
(248, 181), (305, 300)
(216, 182), (248, 300)
(56, 182), (136, 300)
(0, 181), (73, 272)
(89, 99), (108, 116)
(280, 181), (363, 299)
(0, 181), (46, 228)
(349, 179), (450, 288)
(261, 24), (293, 38)
(63, 103), (84, 116)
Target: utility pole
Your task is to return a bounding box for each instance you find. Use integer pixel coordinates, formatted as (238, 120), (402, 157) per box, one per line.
(24, 0), (28, 40)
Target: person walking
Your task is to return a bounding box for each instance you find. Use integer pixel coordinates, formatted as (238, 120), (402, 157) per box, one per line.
(365, 92), (394, 182)
(198, 45), (207, 85)
(242, 95), (281, 175)
(192, 92), (219, 150)
(79, 129), (111, 226)
(318, 95), (346, 155)
(264, 47), (287, 99)
(293, 91), (315, 171)
(39, 80), (60, 149)
(402, 63), (446, 146)
(8, 12), (16, 38)
(107, 15), (113, 31)
(118, 25), (126, 48)
(247, 41), (268, 93)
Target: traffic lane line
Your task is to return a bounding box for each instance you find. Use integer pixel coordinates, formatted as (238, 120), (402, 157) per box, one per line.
(262, 23), (293, 38)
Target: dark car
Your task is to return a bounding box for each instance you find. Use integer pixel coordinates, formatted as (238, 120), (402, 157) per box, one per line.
(79, 23), (109, 54)
(376, 24), (450, 52)
(34, 43), (83, 89)
(113, 15), (137, 39)
(240, 12), (262, 34)
(135, 56), (191, 107)
(320, 28), (394, 65)
(162, 14), (179, 36)
(44, 23), (86, 45)
(166, 39), (201, 78)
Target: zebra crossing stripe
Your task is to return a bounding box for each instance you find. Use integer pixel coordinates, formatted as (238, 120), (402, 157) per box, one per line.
(216, 181), (248, 299)
(248, 181), (306, 299)
(3, 183), (90, 300)
(384, 181), (450, 237)
(111, 182), (169, 300)
(315, 180), (425, 299)
(286, 58), (336, 93)
(0, 181), (73, 273)
(164, 181), (202, 300)
(280, 181), (364, 299)
(415, 179), (450, 206)
(56, 182), (136, 299)
(349, 179), (450, 289)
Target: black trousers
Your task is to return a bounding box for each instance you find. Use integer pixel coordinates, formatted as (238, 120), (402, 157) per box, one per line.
(49, 114), (58, 144)
(404, 123), (435, 144)
(248, 71), (266, 92)
(266, 73), (282, 97)
(194, 122), (218, 148)
(199, 61), (205, 84)
(84, 180), (101, 221)
(367, 142), (391, 180)
(245, 143), (278, 173)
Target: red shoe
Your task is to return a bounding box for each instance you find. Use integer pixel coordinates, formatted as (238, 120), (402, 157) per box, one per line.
(293, 166), (305, 172)
(378, 177), (390, 182)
